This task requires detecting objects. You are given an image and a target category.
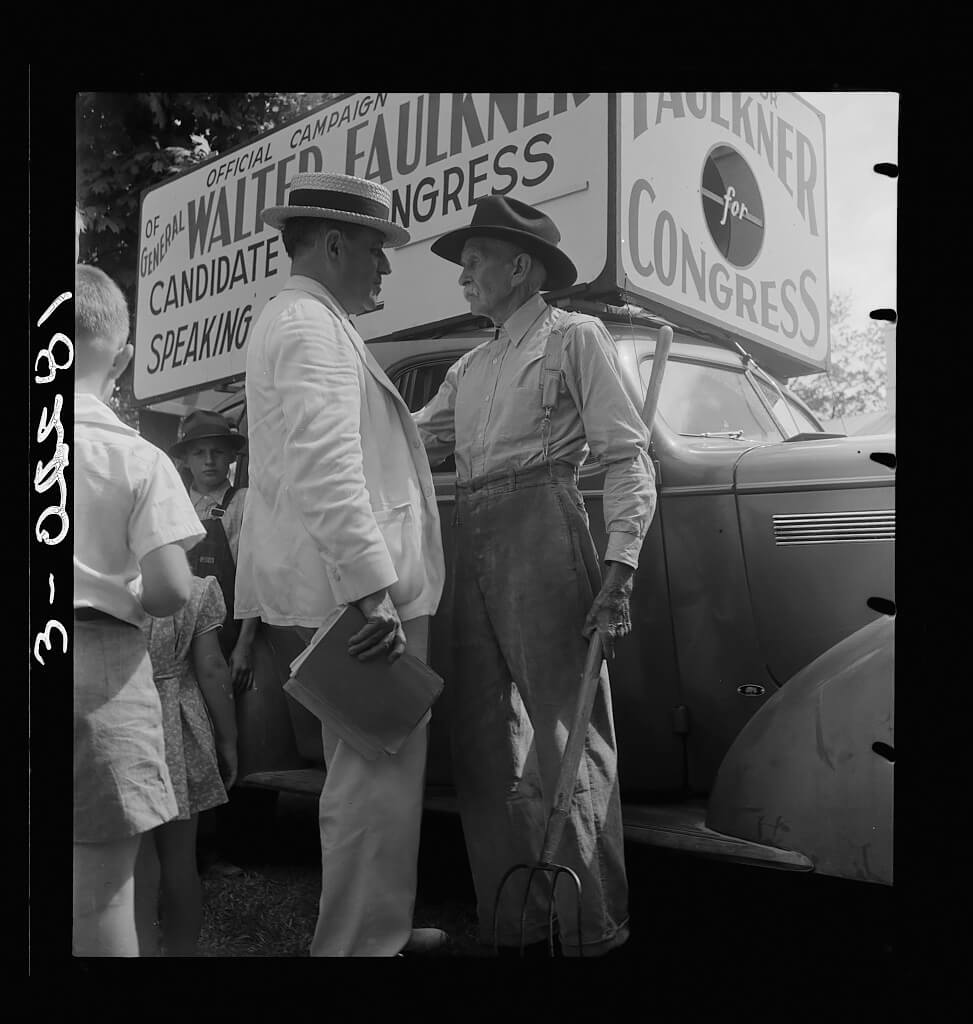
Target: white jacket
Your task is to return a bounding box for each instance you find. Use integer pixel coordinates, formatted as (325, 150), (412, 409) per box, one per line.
(235, 275), (444, 628)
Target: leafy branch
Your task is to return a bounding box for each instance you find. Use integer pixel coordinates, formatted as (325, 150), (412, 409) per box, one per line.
(788, 293), (890, 421)
(78, 92), (343, 427)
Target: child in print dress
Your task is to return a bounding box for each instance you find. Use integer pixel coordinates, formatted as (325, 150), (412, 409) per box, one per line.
(134, 574), (238, 956)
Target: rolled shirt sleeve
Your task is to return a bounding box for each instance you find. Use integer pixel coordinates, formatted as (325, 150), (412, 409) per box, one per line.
(562, 320), (657, 569)
(129, 449), (206, 560)
(268, 304), (398, 605)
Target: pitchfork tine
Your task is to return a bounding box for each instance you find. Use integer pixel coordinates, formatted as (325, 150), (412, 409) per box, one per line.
(520, 865), (542, 955)
(491, 634), (605, 957)
(546, 870), (558, 957)
(492, 860), (585, 957)
(492, 863), (526, 955)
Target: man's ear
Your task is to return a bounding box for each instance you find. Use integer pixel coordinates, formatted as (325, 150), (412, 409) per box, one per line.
(109, 343), (134, 382)
(322, 227), (344, 261)
(511, 252), (532, 285)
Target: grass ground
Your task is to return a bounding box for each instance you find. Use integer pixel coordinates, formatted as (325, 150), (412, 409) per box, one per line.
(198, 866), (320, 957)
(198, 866), (484, 958)
(197, 796), (484, 957)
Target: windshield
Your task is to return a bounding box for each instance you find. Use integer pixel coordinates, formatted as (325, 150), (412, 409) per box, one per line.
(752, 375), (822, 436)
(639, 358), (783, 442)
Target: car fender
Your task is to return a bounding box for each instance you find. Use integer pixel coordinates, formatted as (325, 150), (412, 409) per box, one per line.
(706, 614), (894, 884)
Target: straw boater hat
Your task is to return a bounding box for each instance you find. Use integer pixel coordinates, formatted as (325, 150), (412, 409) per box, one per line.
(169, 410), (246, 459)
(262, 172), (410, 248)
(431, 195), (577, 292)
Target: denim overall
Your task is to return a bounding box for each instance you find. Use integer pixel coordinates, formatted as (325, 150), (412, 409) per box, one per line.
(187, 485), (241, 660)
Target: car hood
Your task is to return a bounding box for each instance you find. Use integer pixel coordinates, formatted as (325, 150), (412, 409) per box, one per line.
(733, 434), (896, 491)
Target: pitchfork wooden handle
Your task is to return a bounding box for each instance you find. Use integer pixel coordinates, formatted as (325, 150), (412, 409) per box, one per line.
(640, 325), (673, 433)
(539, 632), (605, 865)
(535, 328), (672, 867)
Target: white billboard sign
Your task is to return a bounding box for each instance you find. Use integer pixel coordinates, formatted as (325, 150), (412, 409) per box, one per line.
(618, 92), (828, 372)
(134, 92), (609, 404)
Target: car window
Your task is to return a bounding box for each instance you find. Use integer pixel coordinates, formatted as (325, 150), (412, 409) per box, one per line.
(753, 377), (803, 436)
(411, 361), (453, 412)
(639, 358), (783, 442)
(393, 360), (457, 475)
(392, 368), (414, 403)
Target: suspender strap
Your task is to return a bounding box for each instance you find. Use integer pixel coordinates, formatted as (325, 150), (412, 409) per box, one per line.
(540, 321), (569, 413)
(208, 484), (238, 521)
(539, 313), (585, 461)
(191, 485), (241, 659)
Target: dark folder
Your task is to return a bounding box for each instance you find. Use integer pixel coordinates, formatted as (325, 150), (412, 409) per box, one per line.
(282, 605), (444, 760)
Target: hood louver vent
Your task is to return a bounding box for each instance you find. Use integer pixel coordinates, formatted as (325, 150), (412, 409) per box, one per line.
(772, 510), (895, 545)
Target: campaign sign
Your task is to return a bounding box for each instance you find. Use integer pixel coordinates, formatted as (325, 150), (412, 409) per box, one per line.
(618, 92), (829, 374)
(134, 92), (608, 405)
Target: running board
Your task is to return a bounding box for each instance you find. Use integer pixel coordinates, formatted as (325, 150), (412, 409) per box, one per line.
(240, 769), (326, 796)
(242, 776), (812, 873)
(621, 800), (813, 871)
(428, 790), (812, 872)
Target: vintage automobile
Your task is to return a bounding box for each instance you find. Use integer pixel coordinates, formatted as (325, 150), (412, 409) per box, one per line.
(146, 302), (894, 886)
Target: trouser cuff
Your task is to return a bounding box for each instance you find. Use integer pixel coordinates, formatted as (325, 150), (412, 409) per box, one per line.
(559, 922), (630, 958)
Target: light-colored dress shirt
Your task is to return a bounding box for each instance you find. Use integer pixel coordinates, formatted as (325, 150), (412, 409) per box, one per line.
(413, 292), (656, 568)
(190, 484), (247, 565)
(74, 392), (205, 626)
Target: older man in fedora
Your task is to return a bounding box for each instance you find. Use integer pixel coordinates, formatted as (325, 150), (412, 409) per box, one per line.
(235, 172), (446, 957)
(413, 195), (656, 957)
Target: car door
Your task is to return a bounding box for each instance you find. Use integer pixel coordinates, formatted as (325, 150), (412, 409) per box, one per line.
(635, 352), (784, 791)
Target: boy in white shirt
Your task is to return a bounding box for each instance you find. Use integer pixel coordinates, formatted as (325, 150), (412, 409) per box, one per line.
(73, 264), (206, 956)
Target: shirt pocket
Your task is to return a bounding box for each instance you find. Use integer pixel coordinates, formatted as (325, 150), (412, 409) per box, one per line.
(495, 348), (548, 445)
(373, 503), (423, 608)
(494, 383), (546, 446)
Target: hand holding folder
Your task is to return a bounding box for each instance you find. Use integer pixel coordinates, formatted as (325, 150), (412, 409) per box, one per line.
(283, 605), (444, 760)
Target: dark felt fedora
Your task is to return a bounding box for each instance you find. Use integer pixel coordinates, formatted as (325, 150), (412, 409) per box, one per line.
(168, 410), (246, 459)
(430, 195), (578, 291)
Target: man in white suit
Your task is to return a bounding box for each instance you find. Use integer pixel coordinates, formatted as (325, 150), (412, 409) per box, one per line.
(235, 172), (446, 957)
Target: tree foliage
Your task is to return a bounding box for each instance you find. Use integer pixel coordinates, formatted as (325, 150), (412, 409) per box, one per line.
(76, 92), (347, 426)
(788, 293), (890, 421)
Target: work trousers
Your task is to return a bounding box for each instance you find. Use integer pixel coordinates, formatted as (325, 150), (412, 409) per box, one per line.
(267, 616), (429, 957)
(449, 463), (629, 955)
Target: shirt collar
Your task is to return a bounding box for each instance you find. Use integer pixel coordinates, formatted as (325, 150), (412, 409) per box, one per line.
(501, 292), (549, 347)
(74, 392), (137, 434)
(285, 274), (352, 323)
(190, 483), (231, 507)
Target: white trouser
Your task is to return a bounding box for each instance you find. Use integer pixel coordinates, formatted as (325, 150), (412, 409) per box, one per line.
(309, 615), (429, 957)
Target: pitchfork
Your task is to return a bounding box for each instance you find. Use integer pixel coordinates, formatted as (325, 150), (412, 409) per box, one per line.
(491, 325), (673, 958)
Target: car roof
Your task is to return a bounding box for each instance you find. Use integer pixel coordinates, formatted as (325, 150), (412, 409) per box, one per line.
(367, 319), (747, 372)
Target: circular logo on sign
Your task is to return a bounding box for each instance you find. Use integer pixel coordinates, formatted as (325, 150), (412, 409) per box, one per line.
(701, 145), (765, 268)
